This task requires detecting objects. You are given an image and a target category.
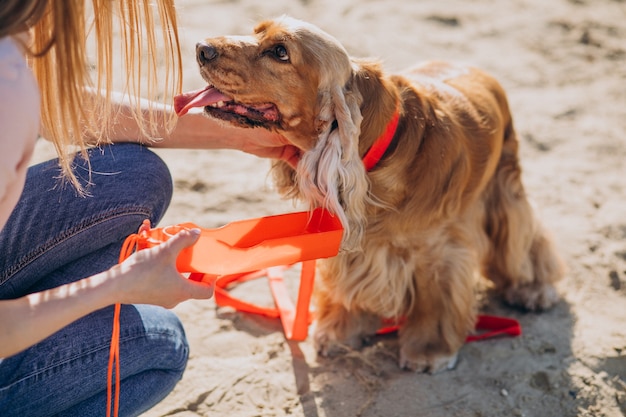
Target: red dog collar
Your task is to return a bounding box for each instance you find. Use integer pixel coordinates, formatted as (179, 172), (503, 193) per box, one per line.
(362, 103), (401, 171)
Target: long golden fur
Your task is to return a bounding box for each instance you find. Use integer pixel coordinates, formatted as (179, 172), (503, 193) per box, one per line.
(186, 16), (565, 372)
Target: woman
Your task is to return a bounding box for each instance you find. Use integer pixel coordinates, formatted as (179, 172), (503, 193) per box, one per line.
(0, 1), (299, 416)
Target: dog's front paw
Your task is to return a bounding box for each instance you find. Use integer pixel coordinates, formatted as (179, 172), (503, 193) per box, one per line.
(398, 348), (459, 374)
(313, 328), (363, 358)
(504, 281), (559, 311)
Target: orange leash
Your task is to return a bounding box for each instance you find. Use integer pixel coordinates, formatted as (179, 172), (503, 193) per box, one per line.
(106, 209), (342, 415)
(106, 209), (520, 416)
(106, 304), (121, 417)
(213, 268), (522, 343)
(107, 234), (141, 417)
(211, 261), (318, 341)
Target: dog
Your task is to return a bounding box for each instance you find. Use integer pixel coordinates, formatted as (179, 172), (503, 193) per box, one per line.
(174, 16), (565, 373)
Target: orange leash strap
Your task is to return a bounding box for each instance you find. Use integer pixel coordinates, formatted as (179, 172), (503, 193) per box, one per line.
(107, 234), (141, 417)
(107, 209), (520, 416)
(106, 209), (342, 414)
(211, 265), (521, 343)
(268, 260), (316, 341)
(211, 261), (317, 341)
(106, 304), (121, 417)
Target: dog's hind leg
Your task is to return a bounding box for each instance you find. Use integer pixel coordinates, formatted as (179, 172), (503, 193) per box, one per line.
(482, 121), (565, 310)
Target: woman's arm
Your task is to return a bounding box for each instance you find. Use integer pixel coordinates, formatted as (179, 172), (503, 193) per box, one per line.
(87, 91), (301, 167)
(0, 229), (213, 358)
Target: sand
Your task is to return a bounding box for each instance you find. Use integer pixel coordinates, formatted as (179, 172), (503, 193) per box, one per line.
(32, 0), (626, 416)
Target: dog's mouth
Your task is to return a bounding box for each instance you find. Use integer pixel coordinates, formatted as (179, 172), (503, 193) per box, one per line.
(174, 85), (280, 128)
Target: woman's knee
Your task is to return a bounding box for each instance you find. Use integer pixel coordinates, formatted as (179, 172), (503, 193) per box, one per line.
(86, 143), (173, 224)
(0, 144), (173, 294)
(120, 304), (189, 374)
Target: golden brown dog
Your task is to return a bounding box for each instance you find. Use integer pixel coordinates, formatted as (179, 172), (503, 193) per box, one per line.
(175, 16), (565, 372)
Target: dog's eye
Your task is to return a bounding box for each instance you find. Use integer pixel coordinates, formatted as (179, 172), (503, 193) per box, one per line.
(272, 45), (289, 62)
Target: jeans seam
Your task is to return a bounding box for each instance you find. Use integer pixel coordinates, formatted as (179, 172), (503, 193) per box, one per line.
(1, 206), (152, 283)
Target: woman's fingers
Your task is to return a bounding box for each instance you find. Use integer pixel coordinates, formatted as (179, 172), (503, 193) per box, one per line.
(161, 228), (201, 260)
(122, 227), (213, 307)
(279, 145), (301, 169)
(184, 279), (215, 299)
(137, 219), (151, 234)
(161, 228), (214, 298)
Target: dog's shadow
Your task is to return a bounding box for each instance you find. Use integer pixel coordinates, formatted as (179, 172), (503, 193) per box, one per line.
(295, 293), (578, 417)
(213, 277), (581, 417)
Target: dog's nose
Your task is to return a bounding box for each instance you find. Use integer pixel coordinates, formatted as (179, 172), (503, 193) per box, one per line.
(196, 42), (218, 65)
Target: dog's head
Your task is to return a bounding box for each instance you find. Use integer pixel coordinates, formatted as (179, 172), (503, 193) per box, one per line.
(175, 16), (393, 250)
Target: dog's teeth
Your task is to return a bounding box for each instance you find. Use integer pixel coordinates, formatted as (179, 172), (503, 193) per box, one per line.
(216, 100), (225, 107)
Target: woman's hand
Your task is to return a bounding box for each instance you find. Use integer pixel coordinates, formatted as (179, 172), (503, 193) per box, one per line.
(164, 109), (302, 168)
(110, 228), (214, 308)
(229, 128), (301, 169)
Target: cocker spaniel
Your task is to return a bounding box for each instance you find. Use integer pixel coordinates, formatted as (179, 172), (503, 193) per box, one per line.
(175, 16), (565, 373)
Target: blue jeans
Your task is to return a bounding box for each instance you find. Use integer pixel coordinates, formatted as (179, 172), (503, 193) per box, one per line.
(0, 143), (188, 417)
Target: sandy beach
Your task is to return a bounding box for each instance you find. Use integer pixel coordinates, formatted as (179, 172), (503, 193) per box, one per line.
(33, 0), (626, 416)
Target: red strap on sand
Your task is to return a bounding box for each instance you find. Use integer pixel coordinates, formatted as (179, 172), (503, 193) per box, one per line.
(376, 314), (521, 342)
(466, 314), (522, 342)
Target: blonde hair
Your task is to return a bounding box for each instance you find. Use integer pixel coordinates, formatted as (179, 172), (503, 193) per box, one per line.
(2, 0), (182, 190)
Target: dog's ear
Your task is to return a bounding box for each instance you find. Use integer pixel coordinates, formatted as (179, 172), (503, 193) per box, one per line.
(350, 60), (399, 147)
(297, 66), (370, 252)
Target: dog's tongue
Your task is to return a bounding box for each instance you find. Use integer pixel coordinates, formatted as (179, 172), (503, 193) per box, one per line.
(174, 86), (230, 116)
